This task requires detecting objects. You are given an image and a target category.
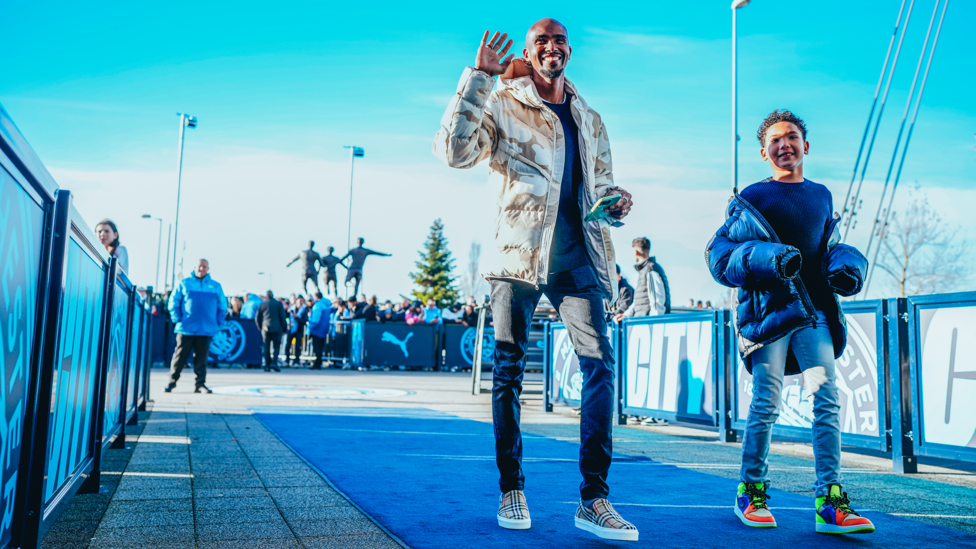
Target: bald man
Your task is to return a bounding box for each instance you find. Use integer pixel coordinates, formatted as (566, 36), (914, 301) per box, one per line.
(166, 259), (227, 394)
(433, 19), (638, 541)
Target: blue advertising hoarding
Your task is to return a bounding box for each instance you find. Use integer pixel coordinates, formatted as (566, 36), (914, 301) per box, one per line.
(620, 312), (716, 424)
(0, 163), (46, 547)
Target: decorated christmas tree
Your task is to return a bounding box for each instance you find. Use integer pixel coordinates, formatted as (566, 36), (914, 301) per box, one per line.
(410, 219), (460, 306)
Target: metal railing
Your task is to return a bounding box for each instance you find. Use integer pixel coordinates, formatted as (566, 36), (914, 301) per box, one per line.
(541, 296), (976, 472)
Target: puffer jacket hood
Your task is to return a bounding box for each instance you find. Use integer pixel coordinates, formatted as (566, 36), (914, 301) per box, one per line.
(433, 67), (620, 305)
(168, 273), (227, 337)
(705, 192), (867, 374)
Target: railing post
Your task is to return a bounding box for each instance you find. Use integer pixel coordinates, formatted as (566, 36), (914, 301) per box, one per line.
(614, 321), (626, 424)
(543, 321), (554, 413)
(471, 306), (487, 396)
(716, 309), (737, 442)
(888, 297), (917, 473)
(140, 286), (153, 411)
(81, 257), (117, 493)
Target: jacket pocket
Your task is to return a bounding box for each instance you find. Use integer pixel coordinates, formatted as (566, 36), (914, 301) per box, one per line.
(498, 139), (547, 175)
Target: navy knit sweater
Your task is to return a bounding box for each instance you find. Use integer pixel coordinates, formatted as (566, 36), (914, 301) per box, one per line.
(543, 96), (587, 274)
(740, 178), (834, 312)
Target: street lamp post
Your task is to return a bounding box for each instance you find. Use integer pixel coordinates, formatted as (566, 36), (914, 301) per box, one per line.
(162, 224), (172, 292)
(343, 146), (365, 251)
(732, 0), (751, 193)
(141, 214), (163, 290)
(171, 113), (198, 290)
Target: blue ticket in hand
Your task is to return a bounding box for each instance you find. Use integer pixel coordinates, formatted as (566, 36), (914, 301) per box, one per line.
(584, 194), (623, 222)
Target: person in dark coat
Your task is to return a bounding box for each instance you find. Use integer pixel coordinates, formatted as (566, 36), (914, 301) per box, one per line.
(255, 290), (288, 372)
(614, 264), (634, 316)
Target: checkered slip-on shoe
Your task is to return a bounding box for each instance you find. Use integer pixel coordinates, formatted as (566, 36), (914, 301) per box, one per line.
(575, 499), (639, 541)
(497, 490), (531, 530)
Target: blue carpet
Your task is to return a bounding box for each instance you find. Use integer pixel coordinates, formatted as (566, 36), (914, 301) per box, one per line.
(254, 407), (976, 548)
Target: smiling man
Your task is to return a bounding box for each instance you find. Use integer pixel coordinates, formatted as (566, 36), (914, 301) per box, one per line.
(433, 18), (638, 542)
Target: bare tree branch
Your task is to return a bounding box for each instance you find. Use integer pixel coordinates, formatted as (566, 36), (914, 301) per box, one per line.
(875, 183), (970, 297)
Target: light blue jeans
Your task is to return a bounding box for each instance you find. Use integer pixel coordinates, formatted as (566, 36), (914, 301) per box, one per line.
(740, 311), (841, 496)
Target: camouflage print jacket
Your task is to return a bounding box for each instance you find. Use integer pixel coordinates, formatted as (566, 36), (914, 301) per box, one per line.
(432, 67), (620, 304)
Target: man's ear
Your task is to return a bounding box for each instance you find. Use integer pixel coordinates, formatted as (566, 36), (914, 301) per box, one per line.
(803, 141), (810, 155)
(760, 147), (769, 161)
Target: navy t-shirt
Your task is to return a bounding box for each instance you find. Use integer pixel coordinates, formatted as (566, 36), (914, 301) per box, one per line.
(740, 178), (834, 312)
(543, 96), (588, 274)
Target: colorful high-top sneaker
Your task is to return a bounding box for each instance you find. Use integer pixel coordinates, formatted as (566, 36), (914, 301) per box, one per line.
(735, 482), (776, 528)
(816, 485), (874, 534)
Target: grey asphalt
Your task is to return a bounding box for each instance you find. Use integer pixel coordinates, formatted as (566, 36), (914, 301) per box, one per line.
(41, 367), (976, 548)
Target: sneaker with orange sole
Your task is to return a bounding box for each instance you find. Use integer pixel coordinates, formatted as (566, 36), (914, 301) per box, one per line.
(815, 485), (875, 534)
(735, 482), (777, 528)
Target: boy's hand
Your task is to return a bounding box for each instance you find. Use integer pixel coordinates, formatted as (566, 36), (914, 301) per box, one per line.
(475, 31), (515, 77)
(605, 188), (634, 219)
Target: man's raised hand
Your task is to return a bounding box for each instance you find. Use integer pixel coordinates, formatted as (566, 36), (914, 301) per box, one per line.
(475, 30), (514, 77)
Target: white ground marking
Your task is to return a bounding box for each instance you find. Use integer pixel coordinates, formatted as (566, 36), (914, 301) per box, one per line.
(560, 502), (880, 512)
(131, 435), (192, 444)
(397, 454), (578, 462)
(103, 472), (194, 478)
(890, 513), (976, 519)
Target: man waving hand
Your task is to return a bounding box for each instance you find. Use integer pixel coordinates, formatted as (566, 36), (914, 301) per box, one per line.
(433, 19), (638, 542)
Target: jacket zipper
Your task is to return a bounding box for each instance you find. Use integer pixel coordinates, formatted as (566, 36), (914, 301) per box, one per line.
(733, 193), (816, 319)
(822, 214), (846, 330)
(534, 108), (557, 289)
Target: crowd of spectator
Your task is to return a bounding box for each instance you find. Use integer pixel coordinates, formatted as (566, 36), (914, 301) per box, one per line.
(226, 293), (485, 328)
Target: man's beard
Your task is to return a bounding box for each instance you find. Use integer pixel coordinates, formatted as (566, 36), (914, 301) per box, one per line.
(539, 66), (564, 79)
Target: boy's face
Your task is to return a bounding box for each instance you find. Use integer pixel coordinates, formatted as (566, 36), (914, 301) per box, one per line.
(760, 121), (809, 172)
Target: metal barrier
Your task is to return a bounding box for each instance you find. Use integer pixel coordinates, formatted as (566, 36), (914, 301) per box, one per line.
(539, 296), (976, 472)
(543, 322), (619, 411)
(1, 102), (57, 549)
(618, 311), (717, 426)
(21, 192), (111, 546)
(906, 292), (976, 464)
(731, 300), (891, 451)
(2, 103), (152, 548)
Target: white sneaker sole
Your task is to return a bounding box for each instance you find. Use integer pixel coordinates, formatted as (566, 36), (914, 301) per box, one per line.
(498, 516), (531, 530)
(575, 517), (639, 541)
(816, 522), (874, 534)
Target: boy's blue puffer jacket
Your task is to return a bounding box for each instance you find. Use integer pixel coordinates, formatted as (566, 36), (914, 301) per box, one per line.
(168, 273), (227, 337)
(705, 193), (868, 374)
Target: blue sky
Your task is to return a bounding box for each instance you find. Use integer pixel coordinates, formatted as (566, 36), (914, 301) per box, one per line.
(2, 0), (973, 302)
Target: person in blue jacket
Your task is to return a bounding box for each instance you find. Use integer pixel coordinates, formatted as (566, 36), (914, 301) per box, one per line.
(705, 110), (874, 535)
(165, 258), (227, 394)
(308, 292), (332, 369)
(240, 293), (261, 319)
